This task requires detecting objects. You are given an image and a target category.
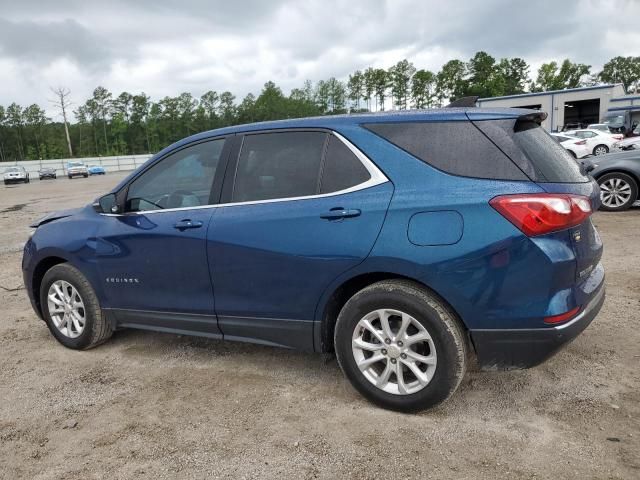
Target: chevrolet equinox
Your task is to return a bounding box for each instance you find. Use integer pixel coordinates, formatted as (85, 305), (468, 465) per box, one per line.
(23, 108), (605, 411)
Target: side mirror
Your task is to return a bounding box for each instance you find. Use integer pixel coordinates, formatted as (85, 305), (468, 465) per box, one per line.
(95, 193), (120, 214)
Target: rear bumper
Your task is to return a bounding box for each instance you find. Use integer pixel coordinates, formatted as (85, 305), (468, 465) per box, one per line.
(470, 283), (605, 370)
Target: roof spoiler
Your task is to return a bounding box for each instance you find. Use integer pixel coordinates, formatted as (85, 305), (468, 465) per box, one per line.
(518, 111), (548, 124)
(446, 96), (479, 108)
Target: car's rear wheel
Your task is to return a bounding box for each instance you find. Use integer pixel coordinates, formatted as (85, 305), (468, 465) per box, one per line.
(334, 280), (467, 412)
(598, 172), (638, 211)
(593, 144), (609, 156)
(40, 263), (113, 349)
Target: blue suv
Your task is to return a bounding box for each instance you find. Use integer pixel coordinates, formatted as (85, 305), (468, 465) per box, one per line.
(23, 108), (605, 411)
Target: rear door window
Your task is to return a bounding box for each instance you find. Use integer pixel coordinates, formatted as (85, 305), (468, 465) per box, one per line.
(232, 131), (327, 202)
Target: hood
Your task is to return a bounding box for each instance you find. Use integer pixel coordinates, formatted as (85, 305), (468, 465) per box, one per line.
(593, 150), (640, 164)
(30, 207), (83, 228)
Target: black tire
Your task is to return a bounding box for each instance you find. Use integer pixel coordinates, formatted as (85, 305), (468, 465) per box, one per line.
(593, 144), (609, 156)
(334, 280), (467, 412)
(3, 180), (7, 185)
(597, 172), (638, 212)
(40, 263), (113, 350)
(83, 174), (88, 178)
(68, 175), (72, 179)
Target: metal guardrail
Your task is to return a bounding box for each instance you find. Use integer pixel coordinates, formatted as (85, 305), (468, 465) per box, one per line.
(1, 154), (153, 178)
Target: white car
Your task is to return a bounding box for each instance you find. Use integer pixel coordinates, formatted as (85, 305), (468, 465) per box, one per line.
(587, 123), (611, 133)
(67, 161), (89, 179)
(551, 133), (591, 159)
(614, 136), (640, 151)
(564, 129), (623, 156)
(3, 166), (30, 185)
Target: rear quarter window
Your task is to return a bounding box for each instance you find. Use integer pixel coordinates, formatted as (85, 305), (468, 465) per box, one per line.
(364, 121), (528, 181)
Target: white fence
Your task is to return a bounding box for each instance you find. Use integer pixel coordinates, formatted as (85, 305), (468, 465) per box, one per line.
(2, 154), (153, 178)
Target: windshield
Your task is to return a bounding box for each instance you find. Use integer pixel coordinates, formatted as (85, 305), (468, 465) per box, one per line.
(6, 167), (20, 172)
(604, 115), (625, 127)
(68, 162), (83, 167)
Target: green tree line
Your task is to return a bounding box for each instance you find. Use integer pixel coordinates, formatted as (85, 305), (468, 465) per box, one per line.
(1, 52), (639, 161)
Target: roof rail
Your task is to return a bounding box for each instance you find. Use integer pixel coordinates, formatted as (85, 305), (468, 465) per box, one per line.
(445, 96), (479, 108)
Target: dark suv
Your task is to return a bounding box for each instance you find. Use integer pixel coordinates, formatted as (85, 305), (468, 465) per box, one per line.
(23, 108), (605, 411)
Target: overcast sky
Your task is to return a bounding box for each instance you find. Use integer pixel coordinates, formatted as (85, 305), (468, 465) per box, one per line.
(1, 0), (639, 118)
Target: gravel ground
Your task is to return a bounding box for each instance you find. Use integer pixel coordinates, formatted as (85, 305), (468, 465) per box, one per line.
(0, 174), (639, 479)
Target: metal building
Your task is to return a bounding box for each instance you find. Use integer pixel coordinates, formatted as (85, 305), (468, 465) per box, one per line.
(477, 84), (631, 132)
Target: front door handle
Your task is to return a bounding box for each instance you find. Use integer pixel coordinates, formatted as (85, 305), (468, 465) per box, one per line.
(174, 219), (203, 230)
(320, 208), (362, 220)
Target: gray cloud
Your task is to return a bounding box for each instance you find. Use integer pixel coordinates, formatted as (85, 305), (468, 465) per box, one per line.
(0, 0), (638, 114)
(0, 17), (112, 67)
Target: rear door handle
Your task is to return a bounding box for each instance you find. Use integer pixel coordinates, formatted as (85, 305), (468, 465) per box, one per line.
(320, 208), (361, 220)
(174, 219), (203, 230)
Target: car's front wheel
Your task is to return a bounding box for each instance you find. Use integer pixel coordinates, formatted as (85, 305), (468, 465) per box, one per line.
(40, 263), (113, 349)
(593, 144), (609, 156)
(334, 280), (467, 412)
(598, 172), (638, 211)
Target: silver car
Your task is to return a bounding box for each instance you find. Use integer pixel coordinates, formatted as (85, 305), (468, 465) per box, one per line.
(3, 166), (30, 185)
(67, 161), (89, 179)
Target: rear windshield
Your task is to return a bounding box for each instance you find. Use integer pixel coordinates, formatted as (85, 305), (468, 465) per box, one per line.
(511, 122), (588, 183)
(473, 119), (589, 183)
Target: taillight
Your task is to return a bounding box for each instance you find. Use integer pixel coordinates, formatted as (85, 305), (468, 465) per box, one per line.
(544, 306), (580, 325)
(574, 140), (586, 145)
(490, 194), (592, 236)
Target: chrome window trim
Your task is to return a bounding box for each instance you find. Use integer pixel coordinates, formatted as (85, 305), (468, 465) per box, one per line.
(100, 132), (389, 216)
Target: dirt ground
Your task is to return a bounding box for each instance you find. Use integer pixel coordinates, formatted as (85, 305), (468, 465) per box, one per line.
(0, 173), (638, 480)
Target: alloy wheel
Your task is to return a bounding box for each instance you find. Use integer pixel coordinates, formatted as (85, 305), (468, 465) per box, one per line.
(351, 309), (437, 395)
(47, 280), (86, 338)
(594, 145), (608, 156)
(600, 178), (632, 208)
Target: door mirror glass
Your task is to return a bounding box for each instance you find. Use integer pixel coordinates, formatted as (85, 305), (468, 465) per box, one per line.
(97, 193), (119, 214)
